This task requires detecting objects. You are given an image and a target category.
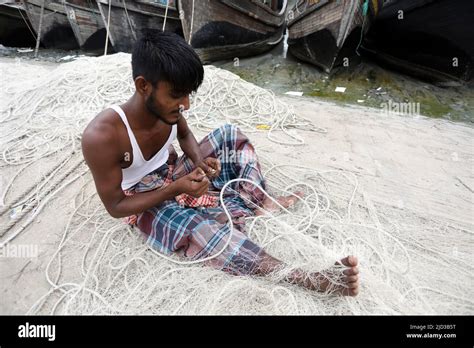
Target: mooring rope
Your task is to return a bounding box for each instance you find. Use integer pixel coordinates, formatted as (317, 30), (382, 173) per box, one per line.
(103, 0), (112, 55)
(34, 0), (46, 58)
(162, 0), (170, 31)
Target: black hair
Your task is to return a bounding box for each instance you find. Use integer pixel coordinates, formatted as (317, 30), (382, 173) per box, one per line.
(131, 29), (204, 96)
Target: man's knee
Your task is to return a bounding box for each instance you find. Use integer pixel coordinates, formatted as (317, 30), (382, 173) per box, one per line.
(220, 123), (238, 136)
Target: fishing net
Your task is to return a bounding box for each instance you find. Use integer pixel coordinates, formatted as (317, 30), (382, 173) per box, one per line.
(0, 54), (472, 315)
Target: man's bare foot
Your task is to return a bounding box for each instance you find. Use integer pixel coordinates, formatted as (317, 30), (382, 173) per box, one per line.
(287, 256), (360, 296)
(255, 191), (304, 216)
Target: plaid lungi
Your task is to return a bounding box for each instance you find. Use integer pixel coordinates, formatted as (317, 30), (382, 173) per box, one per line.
(124, 124), (267, 275)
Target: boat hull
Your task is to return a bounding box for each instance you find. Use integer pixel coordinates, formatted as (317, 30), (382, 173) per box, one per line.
(64, 0), (109, 51)
(23, 0), (79, 50)
(96, 0), (182, 53)
(177, 0), (287, 63)
(288, 0), (369, 73)
(362, 0), (474, 83)
(0, 2), (36, 47)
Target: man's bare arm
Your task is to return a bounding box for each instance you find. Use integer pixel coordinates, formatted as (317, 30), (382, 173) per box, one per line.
(177, 116), (204, 168)
(82, 120), (208, 218)
(176, 116), (221, 178)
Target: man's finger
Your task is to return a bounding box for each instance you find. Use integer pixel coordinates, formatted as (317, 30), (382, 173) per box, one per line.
(201, 180), (209, 192)
(211, 158), (220, 169)
(196, 176), (208, 187)
(199, 161), (210, 172)
(191, 168), (206, 182)
(196, 184), (208, 197)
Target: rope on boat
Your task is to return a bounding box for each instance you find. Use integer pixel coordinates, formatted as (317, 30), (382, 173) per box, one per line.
(16, 5), (37, 42)
(162, 0), (170, 31)
(122, 0), (136, 41)
(356, 0), (370, 56)
(34, 0), (46, 58)
(188, 0), (195, 45)
(104, 0), (112, 55)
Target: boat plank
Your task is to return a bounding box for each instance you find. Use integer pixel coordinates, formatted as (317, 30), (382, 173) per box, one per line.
(177, 0), (286, 63)
(95, 0), (181, 53)
(24, 0), (79, 49)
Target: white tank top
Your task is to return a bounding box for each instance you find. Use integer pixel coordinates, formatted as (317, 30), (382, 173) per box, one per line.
(110, 105), (177, 190)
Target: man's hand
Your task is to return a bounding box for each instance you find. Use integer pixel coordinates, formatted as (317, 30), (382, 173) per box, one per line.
(175, 116), (220, 179)
(197, 157), (221, 179)
(173, 167), (209, 198)
(167, 144), (178, 164)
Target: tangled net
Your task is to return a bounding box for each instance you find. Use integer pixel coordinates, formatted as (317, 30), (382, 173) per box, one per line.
(0, 54), (472, 315)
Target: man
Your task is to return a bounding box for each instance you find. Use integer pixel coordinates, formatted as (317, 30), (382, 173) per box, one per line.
(82, 30), (359, 296)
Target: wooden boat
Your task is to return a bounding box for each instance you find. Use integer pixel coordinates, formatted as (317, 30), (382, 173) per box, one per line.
(0, 0), (36, 47)
(23, 0), (79, 49)
(177, 0), (288, 63)
(287, 0), (381, 73)
(64, 0), (110, 52)
(95, 0), (182, 53)
(361, 0), (474, 83)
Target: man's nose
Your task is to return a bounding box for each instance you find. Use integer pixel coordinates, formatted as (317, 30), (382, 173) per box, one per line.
(180, 95), (190, 111)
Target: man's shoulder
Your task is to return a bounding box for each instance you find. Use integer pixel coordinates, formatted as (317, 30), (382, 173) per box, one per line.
(82, 108), (120, 150)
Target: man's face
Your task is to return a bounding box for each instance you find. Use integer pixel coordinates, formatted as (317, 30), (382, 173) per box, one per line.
(145, 81), (190, 125)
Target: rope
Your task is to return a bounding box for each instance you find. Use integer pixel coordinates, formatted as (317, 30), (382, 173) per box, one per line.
(0, 166), (87, 248)
(188, 0), (195, 44)
(146, 178), (299, 265)
(122, 0), (136, 41)
(0, 152), (74, 218)
(25, 162), (474, 315)
(104, 0), (112, 55)
(87, 0), (102, 29)
(162, 0), (170, 31)
(17, 6), (37, 42)
(1, 54), (472, 316)
(356, 0), (369, 56)
(34, 0), (46, 58)
(185, 65), (326, 145)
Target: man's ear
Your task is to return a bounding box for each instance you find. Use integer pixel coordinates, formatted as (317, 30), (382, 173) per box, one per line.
(134, 76), (151, 97)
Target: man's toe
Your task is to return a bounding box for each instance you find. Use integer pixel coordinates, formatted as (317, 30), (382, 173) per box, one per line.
(345, 275), (358, 283)
(343, 267), (359, 276)
(338, 255), (358, 268)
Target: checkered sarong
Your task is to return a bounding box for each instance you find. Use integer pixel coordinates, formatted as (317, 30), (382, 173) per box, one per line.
(124, 124), (267, 275)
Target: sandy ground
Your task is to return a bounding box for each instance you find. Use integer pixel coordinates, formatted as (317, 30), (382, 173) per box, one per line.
(0, 62), (473, 314)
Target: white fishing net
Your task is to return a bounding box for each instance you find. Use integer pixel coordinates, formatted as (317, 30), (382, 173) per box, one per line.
(0, 53), (472, 315)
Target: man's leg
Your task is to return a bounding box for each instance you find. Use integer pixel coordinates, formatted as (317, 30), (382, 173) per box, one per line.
(166, 125), (359, 295)
(138, 199), (358, 296)
(172, 124), (299, 212)
(251, 251), (360, 296)
(137, 199), (266, 275)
